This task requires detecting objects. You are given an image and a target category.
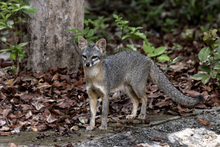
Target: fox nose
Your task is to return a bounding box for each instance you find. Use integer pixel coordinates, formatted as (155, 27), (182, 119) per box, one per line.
(86, 63), (90, 67)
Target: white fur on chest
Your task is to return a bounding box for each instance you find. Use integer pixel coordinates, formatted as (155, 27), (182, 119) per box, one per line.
(87, 83), (105, 94)
(85, 66), (100, 77)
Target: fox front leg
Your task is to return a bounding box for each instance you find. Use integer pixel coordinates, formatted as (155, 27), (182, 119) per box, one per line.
(86, 89), (98, 131)
(99, 95), (109, 130)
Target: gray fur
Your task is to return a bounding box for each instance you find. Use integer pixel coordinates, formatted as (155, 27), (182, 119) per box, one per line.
(103, 51), (203, 106)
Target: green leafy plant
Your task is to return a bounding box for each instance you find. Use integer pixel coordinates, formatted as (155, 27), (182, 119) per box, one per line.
(143, 41), (171, 63)
(162, 18), (178, 33)
(67, 17), (110, 43)
(113, 14), (171, 63)
(68, 26), (97, 43)
(0, 0), (37, 74)
(200, 23), (210, 33)
(192, 29), (220, 86)
(113, 14), (147, 41)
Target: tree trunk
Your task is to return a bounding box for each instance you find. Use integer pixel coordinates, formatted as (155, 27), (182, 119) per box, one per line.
(28, 0), (84, 73)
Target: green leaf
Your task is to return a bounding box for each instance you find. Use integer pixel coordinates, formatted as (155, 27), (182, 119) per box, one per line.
(143, 41), (154, 53)
(11, 8), (20, 13)
(17, 42), (29, 48)
(0, 25), (7, 30)
(210, 71), (217, 78)
(6, 14), (11, 20)
(82, 27), (89, 35)
(67, 29), (81, 33)
(1, 48), (13, 52)
(201, 74), (210, 84)
(217, 46), (220, 53)
(113, 14), (118, 19)
(203, 32), (210, 41)
(134, 32), (146, 40)
(200, 65), (211, 73)
(10, 52), (16, 60)
(122, 35), (132, 40)
(147, 53), (157, 57)
(87, 29), (94, 37)
(154, 46), (166, 56)
(6, 20), (14, 28)
(14, 4), (20, 8)
(3, 41), (14, 48)
(214, 64), (220, 69)
(21, 5), (38, 14)
(0, 13), (6, 20)
(121, 20), (129, 25)
(87, 36), (98, 40)
(192, 73), (207, 80)
(198, 47), (210, 62)
(157, 54), (170, 62)
(127, 44), (135, 50)
(214, 38), (220, 47)
(128, 27), (136, 33)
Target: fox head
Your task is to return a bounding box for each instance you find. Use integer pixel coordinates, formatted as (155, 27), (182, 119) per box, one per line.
(78, 37), (106, 68)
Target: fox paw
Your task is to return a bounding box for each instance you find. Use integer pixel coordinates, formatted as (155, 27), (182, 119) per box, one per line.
(86, 125), (95, 131)
(126, 115), (136, 119)
(99, 125), (107, 130)
(138, 114), (146, 120)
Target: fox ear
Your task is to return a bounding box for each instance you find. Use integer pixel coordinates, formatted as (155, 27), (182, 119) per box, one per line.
(95, 38), (106, 53)
(78, 36), (88, 50)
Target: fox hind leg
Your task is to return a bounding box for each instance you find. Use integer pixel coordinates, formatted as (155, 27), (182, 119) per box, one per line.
(125, 85), (139, 119)
(138, 95), (147, 120)
(132, 84), (148, 120)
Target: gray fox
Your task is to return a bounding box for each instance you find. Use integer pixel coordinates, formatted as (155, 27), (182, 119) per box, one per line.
(78, 36), (204, 131)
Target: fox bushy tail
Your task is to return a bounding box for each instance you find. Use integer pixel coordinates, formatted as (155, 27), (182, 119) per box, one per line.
(149, 60), (204, 107)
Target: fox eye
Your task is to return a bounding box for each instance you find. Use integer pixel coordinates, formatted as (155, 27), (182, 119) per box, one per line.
(82, 55), (87, 59)
(92, 56), (98, 59)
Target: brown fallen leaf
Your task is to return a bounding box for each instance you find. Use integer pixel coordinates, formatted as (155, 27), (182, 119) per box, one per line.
(160, 142), (169, 146)
(0, 91), (6, 99)
(46, 114), (58, 123)
(152, 137), (164, 141)
(200, 119), (213, 126)
(0, 126), (10, 131)
(202, 86), (212, 91)
(37, 82), (51, 89)
(116, 123), (122, 128)
(179, 112), (192, 117)
(177, 104), (191, 112)
(60, 74), (71, 84)
(155, 100), (170, 107)
(32, 101), (45, 110)
(25, 110), (33, 119)
(21, 75), (38, 84)
(0, 132), (11, 136)
(36, 124), (48, 131)
(4, 78), (14, 85)
(52, 73), (60, 81)
(185, 90), (201, 97)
